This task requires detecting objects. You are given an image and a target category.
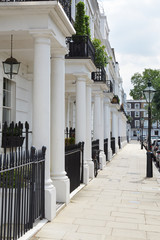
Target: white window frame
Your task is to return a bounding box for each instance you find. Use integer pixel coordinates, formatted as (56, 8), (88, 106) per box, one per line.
(2, 78), (16, 124)
(135, 120), (140, 128)
(143, 111), (148, 117)
(127, 103), (131, 109)
(135, 103), (140, 109)
(135, 111), (140, 117)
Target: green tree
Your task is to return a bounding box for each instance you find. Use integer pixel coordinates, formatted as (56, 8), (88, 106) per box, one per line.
(129, 68), (160, 121)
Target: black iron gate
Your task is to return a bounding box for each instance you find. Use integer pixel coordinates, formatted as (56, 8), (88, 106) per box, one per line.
(65, 142), (84, 193)
(104, 138), (108, 161)
(111, 137), (115, 155)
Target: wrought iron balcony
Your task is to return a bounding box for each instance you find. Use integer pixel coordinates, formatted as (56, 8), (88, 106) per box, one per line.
(66, 35), (95, 64)
(106, 80), (113, 93)
(91, 67), (106, 83)
(0, 0), (72, 20)
(58, 0), (71, 20)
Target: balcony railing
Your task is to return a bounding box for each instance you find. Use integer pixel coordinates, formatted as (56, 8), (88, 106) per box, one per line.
(0, 0), (72, 21)
(66, 35), (95, 64)
(106, 80), (113, 93)
(91, 67), (106, 83)
(58, 0), (71, 20)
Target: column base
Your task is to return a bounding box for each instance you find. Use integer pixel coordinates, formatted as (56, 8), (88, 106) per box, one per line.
(108, 148), (112, 161)
(45, 181), (56, 221)
(99, 151), (106, 170)
(52, 177), (70, 204)
(115, 145), (119, 153)
(83, 164), (89, 184)
(87, 159), (94, 179)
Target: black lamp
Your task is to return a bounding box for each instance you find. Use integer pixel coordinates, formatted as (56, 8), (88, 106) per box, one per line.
(3, 35), (20, 79)
(143, 80), (156, 177)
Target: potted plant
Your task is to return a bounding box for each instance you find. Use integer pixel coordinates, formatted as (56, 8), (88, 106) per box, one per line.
(65, 137), (75, 146)
(69, 1), (93, 58)
(111, 95), (120, 104)
(74, 1), (86, 37)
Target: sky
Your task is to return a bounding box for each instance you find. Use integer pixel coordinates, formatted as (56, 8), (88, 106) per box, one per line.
(100, 0), (160, 99)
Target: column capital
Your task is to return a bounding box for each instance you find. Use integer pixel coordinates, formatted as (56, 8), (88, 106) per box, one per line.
(30, 29), (53, 39)
(51, 47), (68, 58)
(73, 73), (88, 82)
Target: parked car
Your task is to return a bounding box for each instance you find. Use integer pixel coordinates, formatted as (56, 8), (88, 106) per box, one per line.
(156, 149), (160, 167)
(152, 139), (160, 163)
(144, 136), (160, 150)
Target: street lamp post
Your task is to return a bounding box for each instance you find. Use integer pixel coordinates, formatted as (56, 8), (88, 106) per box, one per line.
(140, 118), (144, 149)
(143, 80), (156, 177)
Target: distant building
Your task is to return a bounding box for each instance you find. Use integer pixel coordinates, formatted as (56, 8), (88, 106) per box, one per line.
(126, 99), (160, 140)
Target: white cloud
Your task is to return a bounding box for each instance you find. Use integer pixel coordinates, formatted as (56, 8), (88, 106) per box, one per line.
(100, 0), (160, 98)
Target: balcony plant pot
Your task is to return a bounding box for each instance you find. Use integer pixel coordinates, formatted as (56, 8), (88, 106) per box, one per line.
(69, 36), (88, 57)
(111, 95), (120, 104)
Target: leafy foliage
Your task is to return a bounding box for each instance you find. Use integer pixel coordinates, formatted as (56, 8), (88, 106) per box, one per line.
(85, 15), (91, 39)
(129, 68), (160, 121)
(74, 1), (86, 36)
(92, 38), (110, 68)
(65, 137), (75, 146)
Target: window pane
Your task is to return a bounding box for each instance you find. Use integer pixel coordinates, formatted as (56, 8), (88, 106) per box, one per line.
(3, 108), (11, 124)
(3, 89), (11, 107)
(3, 78), (11, 91)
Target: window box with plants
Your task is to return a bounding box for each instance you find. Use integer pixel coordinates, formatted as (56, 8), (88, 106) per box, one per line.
(1, 122), (25, 148)
(66, 1), (95, 63)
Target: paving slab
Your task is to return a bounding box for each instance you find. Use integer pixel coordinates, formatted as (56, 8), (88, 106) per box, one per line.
(31, 141), (160, 240)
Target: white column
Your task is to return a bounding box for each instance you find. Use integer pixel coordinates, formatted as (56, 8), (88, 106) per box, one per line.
(86, 83), (94, 178)
(32, 35), (55, 221)
(112, 108), (119, 153)
(100, 95), (106, 168)
(93, 93), (105, 169)
(75, 75), (89, 184)
(104, 100), (112, 160)
(93, 93), (101, 140)
(51, 49), (70, 204)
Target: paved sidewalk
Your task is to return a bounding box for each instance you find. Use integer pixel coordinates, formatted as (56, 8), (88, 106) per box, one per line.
(32, 141), (160, 240)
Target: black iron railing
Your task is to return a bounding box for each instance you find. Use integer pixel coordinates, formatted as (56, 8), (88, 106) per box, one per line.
(0, 146), (46, 240)
(104, 138), (108, 161)
(111, 137), (115, 155)
(66, 35), (95, 64)
(58, 0), (71, 20)
(65, 127), (75, 138)
(118, 136), (121, 149)
(106, 80), (113, 93)
(92, 67), (106, 83)
(0, 0), (72, 21)
(92, 139), (100, 166)
(65, 142), (84, 193)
